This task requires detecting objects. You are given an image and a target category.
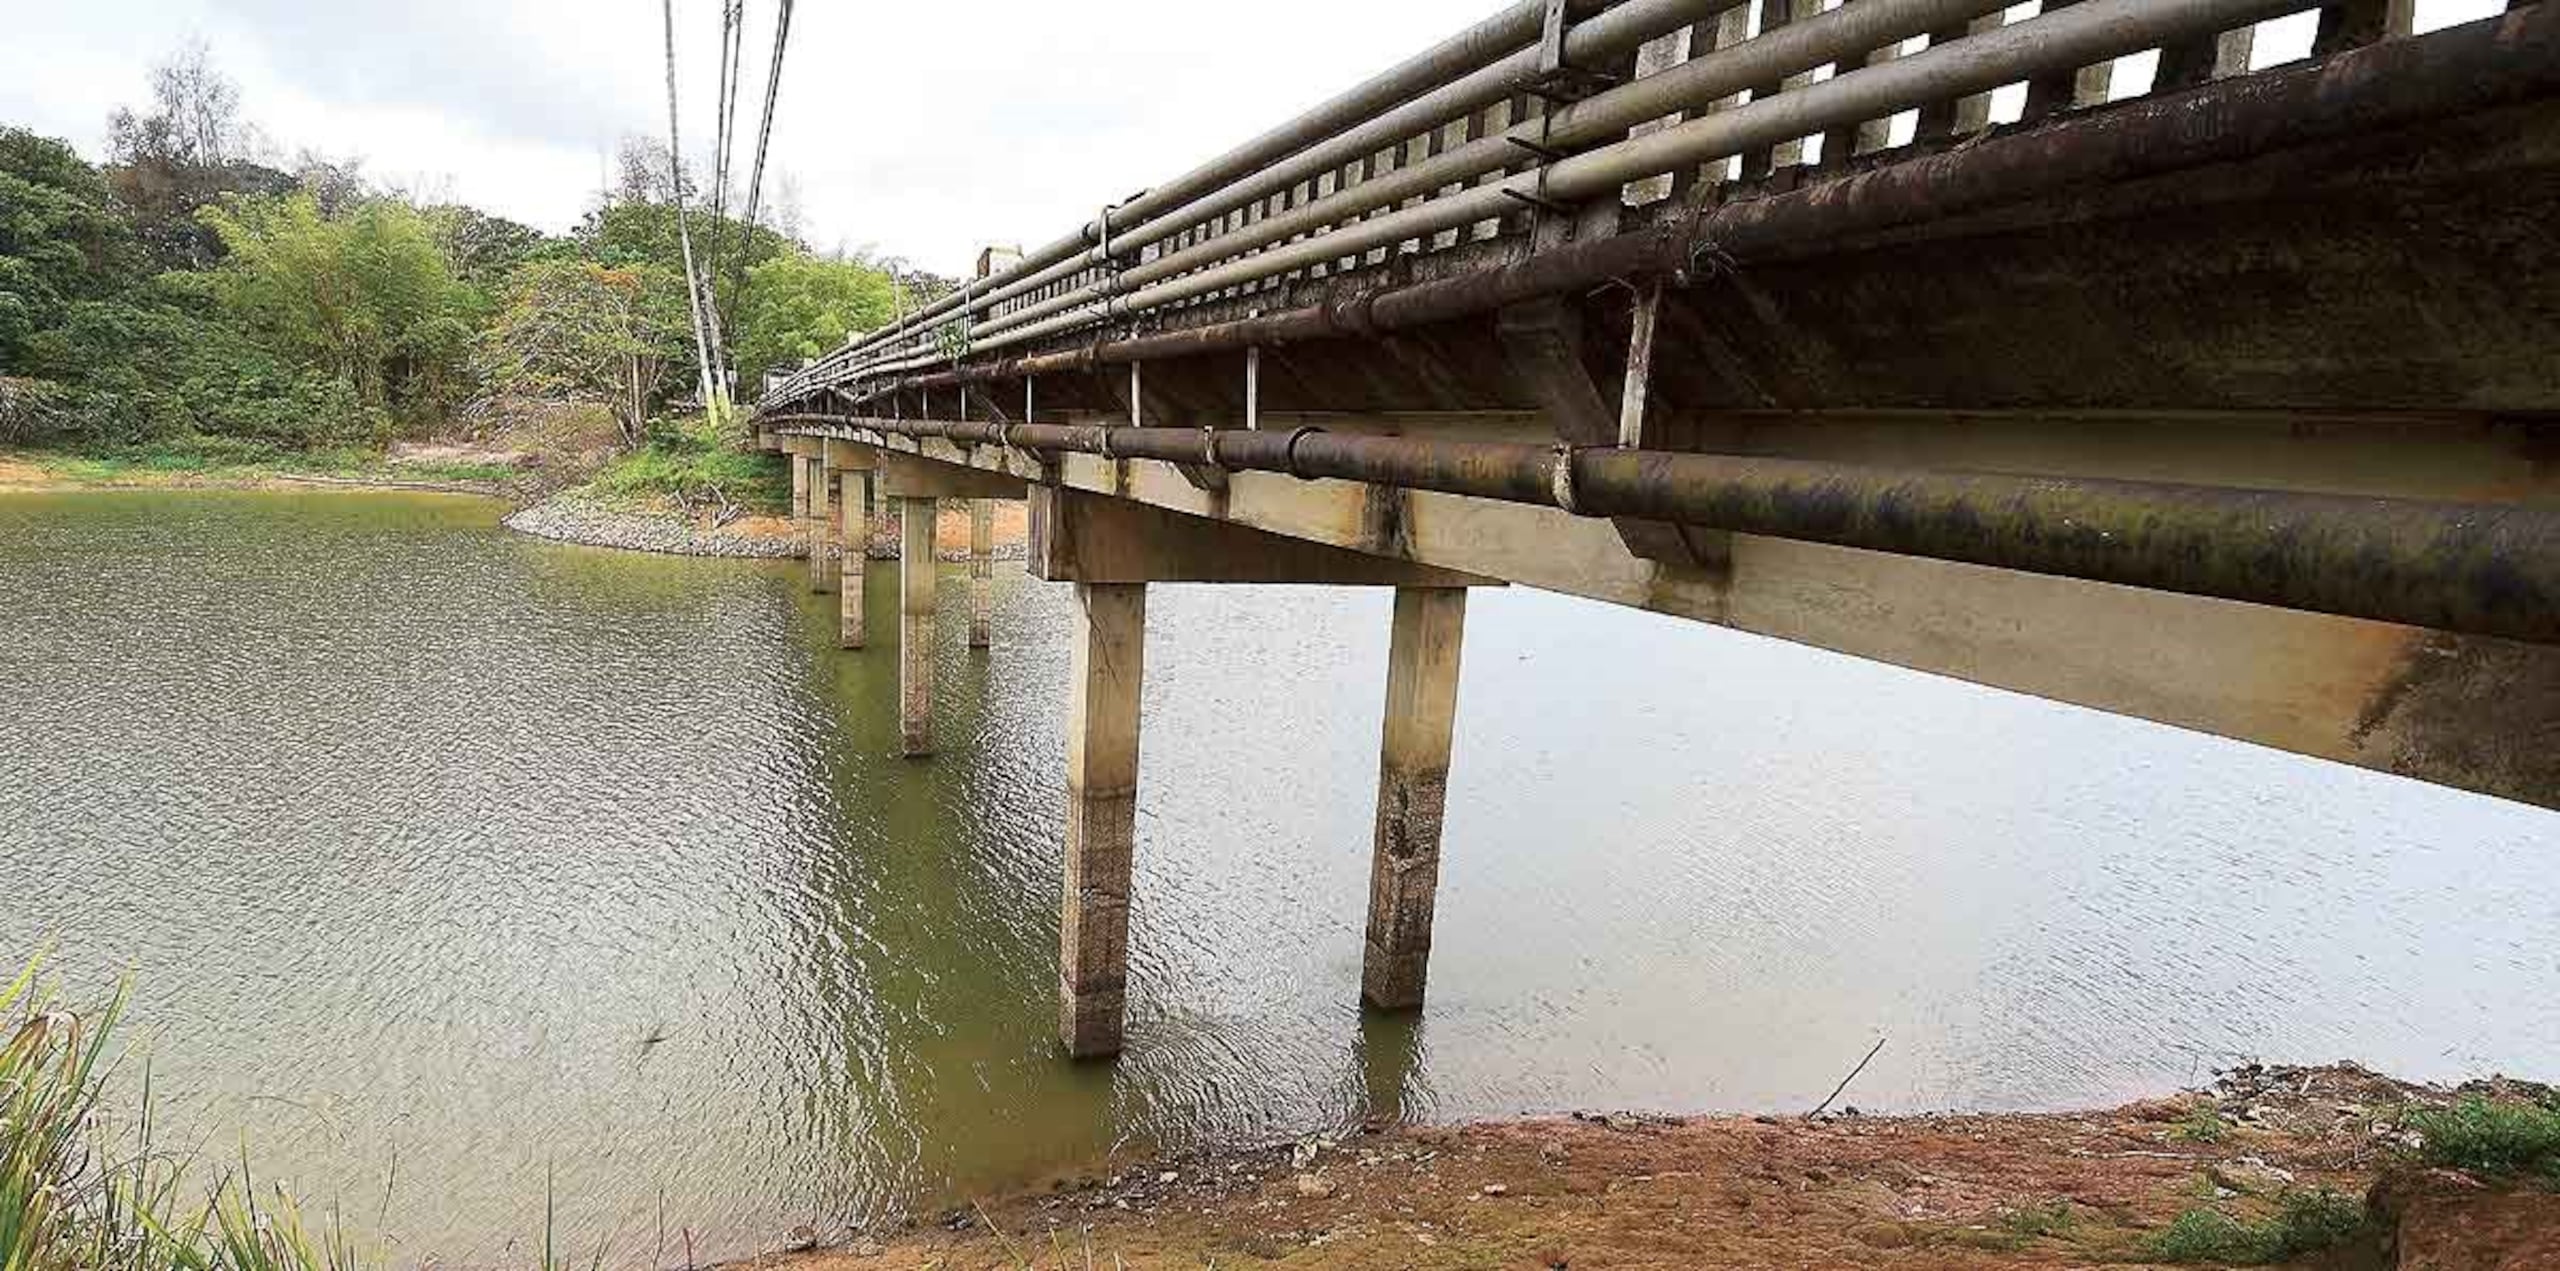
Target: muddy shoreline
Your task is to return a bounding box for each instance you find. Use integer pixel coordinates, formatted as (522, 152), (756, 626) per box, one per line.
(759, 1064), (2556, 1269)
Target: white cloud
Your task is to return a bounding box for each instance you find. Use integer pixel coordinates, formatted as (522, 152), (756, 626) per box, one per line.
(1, 0), (2515, 274)
(1, 0), (1492, 273)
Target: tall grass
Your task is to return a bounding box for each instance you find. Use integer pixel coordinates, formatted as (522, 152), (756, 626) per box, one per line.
(1, 959), (352, 1271)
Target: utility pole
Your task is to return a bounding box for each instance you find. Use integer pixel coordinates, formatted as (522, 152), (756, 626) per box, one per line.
(662, 0), (726, 422)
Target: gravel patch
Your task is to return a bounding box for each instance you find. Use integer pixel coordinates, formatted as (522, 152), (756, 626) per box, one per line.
(503, 496), (801, 559)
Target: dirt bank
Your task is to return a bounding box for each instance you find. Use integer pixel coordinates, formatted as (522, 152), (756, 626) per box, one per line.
(767, 1065), (2555, 1269)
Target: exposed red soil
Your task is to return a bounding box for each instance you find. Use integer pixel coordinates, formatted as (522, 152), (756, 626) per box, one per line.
(758, 1066), (2556, 1270)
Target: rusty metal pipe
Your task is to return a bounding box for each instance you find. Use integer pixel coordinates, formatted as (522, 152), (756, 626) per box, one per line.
(973, 0), (2015, 344)
(791, 5), (2560, 409)
(942, 0), (1746, 343)
(821, 0), (1584, 373)
(974, 0), (2311, 356)
(765, 415), (2560, 645)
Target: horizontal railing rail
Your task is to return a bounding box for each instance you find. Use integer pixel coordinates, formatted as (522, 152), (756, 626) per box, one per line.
(764, 0), (2461, 411)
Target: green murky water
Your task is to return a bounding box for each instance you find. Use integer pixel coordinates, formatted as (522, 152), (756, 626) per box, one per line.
(3, 489), (2553, 1260)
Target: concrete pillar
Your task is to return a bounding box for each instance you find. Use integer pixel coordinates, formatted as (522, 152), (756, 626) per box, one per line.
(789, 451), (810, 549)
(807, 456), (834, 593)
(1059, 581), (1146, 1058)
(838, 471), (867, 650)
(1361, 587), (1468, 1011)
(968, 499), (994, 649)
(898, 496), (938, 757)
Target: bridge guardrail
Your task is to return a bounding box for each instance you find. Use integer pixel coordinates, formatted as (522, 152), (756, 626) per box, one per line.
(763, 0), (2440, 412)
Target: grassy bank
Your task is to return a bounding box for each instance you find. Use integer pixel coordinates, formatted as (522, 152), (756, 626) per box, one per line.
(2, 436), (521, 492)
(574, 415), (790, 519)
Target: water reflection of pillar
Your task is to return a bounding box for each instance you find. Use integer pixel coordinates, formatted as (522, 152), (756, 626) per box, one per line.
(1351, 1006), (1429, 1128)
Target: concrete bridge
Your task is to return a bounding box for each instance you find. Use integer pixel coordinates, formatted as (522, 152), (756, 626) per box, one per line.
(755, 0), (2560, 1058)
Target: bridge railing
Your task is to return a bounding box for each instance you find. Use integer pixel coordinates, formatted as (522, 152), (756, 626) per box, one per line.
(764, 0), (2449, 412)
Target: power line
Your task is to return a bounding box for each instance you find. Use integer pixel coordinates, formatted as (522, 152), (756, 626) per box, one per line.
(719, 0), (794, 370)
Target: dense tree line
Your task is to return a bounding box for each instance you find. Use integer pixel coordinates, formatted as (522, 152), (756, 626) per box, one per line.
(0, 44), (915, 453)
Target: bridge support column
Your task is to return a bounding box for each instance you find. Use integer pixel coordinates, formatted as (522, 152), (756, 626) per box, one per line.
(808, 456), (835, 593)
(1059, 580), (1146, 1058)
(789, 450), (810, 556)
(968, 499), (994, 648)
(898, 497), (938, 756)
(1361, 586), (1468, 1012)
(838, 470), (868, 649)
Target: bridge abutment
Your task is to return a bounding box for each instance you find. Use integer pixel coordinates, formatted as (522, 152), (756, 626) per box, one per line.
(1362, 586), (1468, 1012)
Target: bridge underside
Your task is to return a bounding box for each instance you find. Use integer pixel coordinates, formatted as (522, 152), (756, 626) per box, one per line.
(776, 11), (2560, 813)
(757, 7), (2559, 1059)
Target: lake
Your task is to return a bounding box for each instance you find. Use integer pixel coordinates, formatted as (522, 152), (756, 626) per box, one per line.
(2, 489), (2552, 1261)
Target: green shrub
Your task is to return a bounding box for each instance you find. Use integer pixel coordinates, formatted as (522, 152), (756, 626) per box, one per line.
(1997, 1199), (2074, 1239)
(2173, 1101), (2229, 1144)
(2407, 1096), (2560, 1182)
(584, 415), (787, 514)
(2144, 1189), (2370, 1264)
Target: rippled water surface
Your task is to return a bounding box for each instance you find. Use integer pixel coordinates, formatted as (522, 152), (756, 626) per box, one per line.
(3, 490), (2554, 1259)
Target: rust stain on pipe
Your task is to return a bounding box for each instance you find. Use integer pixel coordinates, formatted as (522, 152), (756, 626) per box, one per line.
(765, 414), (2560, 646)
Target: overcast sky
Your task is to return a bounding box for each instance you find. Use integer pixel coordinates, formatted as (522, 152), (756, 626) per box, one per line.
(1, 1), (2507, 276)
(0, 0), (1496, 274)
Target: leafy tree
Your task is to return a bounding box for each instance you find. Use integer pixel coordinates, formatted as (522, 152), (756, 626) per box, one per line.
(431, 206), (561, 293)
(732, 251), (897, 385)
(475, 259), (689, 445)
(195, 192), (480, 422)
(1, 129), (138, 367)
(577, 200), (793, 290)
(26, 289), (372, 445)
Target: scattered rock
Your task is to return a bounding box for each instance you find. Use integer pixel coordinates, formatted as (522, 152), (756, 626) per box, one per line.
(1481, 1183), (1508, 1197)
(1295, 1174), (1336, 1199)
(503, 495), (800, 558)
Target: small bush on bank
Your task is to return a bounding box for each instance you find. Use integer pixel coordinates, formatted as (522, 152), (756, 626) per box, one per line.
(585, 414), (786, 516)
(2144, 1188), (2371, 1264)
(2173, 1102), (2229, 1144)
(2407, 1095), (2560, 1183)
